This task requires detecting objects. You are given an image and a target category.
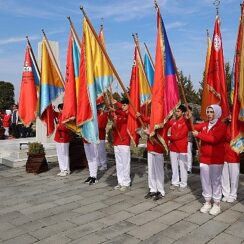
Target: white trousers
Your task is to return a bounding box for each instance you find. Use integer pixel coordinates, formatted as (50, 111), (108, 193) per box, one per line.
(114, 145), (131, 187)
(148, 152), (165, 195)
(170, 151), (188, 188)
(187, 142), (193, 171)
(56, 142), (70, 172)
(4, 127), (9, 136)
(98, 140), (107, 168)
(84, 143), (98, 178)
(221, 162), (240, 200)
(200, 163), (223, 202)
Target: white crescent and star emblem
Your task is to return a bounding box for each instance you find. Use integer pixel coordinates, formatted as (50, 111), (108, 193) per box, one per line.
(214, 34), (221, 52)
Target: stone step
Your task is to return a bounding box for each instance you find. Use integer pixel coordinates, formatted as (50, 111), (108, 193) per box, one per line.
(2, 154), (58, 168)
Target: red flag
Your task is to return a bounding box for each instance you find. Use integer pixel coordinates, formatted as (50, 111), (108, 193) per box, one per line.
(76, 37), (93, 126)
(206, 16), (229, 119)
(231, 3), (244, 153)
(41, 104), (55, 136)
(127, 46), (140, 146)
(18, 45), (37, 127)
(149, 7), (180, 151)
(62, 33), (77, 123)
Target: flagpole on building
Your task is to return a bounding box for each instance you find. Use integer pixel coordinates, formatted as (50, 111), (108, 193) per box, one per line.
(132, 33), (152, 93)
(41, 29), (65, 87)
(80, 6), (145, 129)
(144, 42), (155, 69)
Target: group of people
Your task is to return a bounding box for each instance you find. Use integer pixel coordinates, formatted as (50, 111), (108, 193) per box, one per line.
(0, 104), (30, 138)
(53, 99), (240, 216)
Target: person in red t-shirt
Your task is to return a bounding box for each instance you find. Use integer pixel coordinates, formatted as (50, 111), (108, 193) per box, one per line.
(97, 107), (108, 171)
(168, 104), (189, 191)
(110, 98), (131, 192)
(221, 118), (240, 203)
(191, 104), (227, 216)
(3, 110), (12, 137)
(54, 104), (71, 177)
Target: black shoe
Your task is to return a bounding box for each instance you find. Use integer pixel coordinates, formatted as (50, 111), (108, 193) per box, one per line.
(89, 177), (98, 185)
(84, 176), (92, 184)
(144, 192), (156, 199)
(187, 170), (192, 174)
(153, 192), (164, 201)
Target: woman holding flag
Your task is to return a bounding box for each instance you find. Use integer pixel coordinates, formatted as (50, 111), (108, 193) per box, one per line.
(190, 104), (227, 216)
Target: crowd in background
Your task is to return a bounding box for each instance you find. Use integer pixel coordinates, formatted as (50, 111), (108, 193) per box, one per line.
(0, 104), (35, 139)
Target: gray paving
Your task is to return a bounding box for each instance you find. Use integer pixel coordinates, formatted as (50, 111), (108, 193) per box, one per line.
(0, 158), (243, 243)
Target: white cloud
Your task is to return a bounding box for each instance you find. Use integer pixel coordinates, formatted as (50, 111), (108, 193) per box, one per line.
(0, 35), (39, 46)
(166, 21), (186, 30)
(84, 0), (168, 22)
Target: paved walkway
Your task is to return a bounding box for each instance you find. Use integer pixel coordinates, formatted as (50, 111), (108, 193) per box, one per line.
(0, 159), (243, 244)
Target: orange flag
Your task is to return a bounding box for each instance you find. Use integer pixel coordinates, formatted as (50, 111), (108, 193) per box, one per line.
(127, 46), (140, 146)
(205, 16), (229, 119)
(18, 45), (37, 127)
(200, 31), (212, 121)
(231, 2), (244, 153)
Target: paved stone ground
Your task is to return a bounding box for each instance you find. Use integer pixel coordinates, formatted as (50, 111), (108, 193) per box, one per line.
(0, 159), (243, 244)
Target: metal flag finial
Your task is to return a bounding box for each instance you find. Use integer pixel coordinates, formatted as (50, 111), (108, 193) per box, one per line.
(213, 0), (220, 15)
(154, 0), (159, 9)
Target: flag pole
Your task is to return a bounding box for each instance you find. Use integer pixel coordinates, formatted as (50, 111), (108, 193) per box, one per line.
(132, 33), (152, 93)
(80, 6), (145, 129)
(41, 29), (65, 87)
(154, 2), (200, 150)
(144, 42), (155, 69)
(26, 36), (41, 77)
(67, 17), (81, 50)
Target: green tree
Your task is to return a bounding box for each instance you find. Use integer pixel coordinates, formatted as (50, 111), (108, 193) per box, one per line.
(178, 71), (200, 105)
(0, 81), (15, 111)
(225, 62), (232, 106)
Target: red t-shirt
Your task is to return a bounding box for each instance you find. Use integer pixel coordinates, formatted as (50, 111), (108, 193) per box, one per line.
(168, 117), (189, 153)
(54, 112), (70, 143)
(98, 110), (108, 140)
(112, 103), (130, 146)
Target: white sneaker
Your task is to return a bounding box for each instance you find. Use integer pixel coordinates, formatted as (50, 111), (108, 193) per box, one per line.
(222, 197), (228, 202)
(113, 185), (121, 190)
(209, 203), (221, 216)
(200, 202), (212, 213)
(227, 198), (236, 203)
(120, 186), (130, 192)
(112, 172), (117, 177)
(59, 171), (68, 177)
(57, 171), (63, 176)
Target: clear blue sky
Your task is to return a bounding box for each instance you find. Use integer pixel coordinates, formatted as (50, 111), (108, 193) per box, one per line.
(0, 0), (241, 102)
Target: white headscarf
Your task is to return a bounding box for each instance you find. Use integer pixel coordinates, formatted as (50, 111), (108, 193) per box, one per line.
(206, 104), (222, 131)
(5, 110), (11, 115)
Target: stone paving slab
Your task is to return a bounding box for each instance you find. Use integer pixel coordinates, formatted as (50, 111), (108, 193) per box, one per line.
(0, 158), (243, 243)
